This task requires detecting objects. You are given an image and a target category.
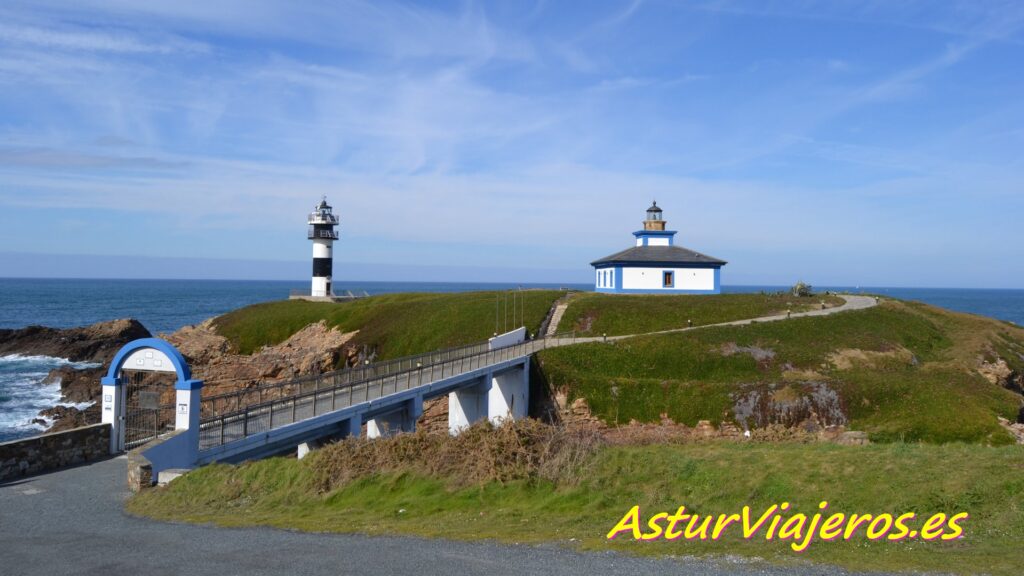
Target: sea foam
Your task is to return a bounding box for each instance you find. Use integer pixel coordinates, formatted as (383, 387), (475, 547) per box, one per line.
(0, 354), (101, 442)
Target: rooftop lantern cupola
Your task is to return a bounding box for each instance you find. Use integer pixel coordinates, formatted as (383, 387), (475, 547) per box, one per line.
(644, 201), (666, 231)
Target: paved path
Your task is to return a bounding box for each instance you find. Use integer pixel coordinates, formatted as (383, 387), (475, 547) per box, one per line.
(0, 456), (886, 576)
(616, 294), (879, 339)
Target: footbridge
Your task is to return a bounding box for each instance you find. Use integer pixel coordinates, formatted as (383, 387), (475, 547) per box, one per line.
(102, 327), (595, 485)
(193, 327), (580, 464)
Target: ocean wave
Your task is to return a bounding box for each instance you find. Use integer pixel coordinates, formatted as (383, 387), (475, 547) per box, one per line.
(0, 353), (101, 370)
(0, 354), (101, 442)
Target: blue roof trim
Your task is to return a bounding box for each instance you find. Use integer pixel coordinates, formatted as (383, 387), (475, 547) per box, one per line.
(593, 262), (723, 269)
(632, 230), (676, 237)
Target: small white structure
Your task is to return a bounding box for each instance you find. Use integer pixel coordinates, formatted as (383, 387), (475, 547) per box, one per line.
(307, 197), (339, 297)
(591, 202), (726, 294)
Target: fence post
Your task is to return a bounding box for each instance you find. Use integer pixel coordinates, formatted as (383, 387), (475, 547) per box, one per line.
(243, 407), (249, 437)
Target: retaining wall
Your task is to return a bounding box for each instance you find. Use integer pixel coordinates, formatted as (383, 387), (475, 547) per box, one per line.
(0, 423), (111, 482)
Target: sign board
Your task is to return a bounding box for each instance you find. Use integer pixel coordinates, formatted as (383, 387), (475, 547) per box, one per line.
(138, 390), (161, 410)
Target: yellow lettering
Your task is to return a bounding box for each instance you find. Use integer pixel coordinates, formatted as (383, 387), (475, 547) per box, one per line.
(640, 512), (669, 541)
(742, 505), (778, 539)
(607, 505), (642, 540)
(920, 513), (947, 541)
(843, 514), (873, 540)
(942, 512), (968, 541)
(888, 512), (915, 541)
(711, 513), (741, 540)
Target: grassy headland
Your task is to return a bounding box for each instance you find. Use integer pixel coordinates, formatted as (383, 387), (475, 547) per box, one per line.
(559, 292), (845, 336)
(130, 422), (1024, 576)
(212, 290), (564, 358)
(539, 299), (1024, 444)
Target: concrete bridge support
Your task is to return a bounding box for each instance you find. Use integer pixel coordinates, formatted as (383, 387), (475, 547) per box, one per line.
(488, 364), (529, 425)
(448, 377), (489, 435)
(296, 412), (361, 460)
(367, 397), (423, 439)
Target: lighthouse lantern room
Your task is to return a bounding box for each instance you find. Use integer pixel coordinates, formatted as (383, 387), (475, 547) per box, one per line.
(308, 197), (339, 297)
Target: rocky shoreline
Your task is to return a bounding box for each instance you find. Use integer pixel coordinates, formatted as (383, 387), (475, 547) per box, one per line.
(0, 317), (363, 435)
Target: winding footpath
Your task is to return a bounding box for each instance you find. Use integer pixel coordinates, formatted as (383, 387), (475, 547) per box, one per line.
(0, 295), (885, 576)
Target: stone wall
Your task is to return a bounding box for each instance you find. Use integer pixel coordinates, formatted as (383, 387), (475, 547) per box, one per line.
(0, 423), (110, 482)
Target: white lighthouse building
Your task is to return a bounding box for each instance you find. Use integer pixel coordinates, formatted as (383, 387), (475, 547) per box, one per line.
(308, 197), (339, 297)
(591, 202), (726, 294)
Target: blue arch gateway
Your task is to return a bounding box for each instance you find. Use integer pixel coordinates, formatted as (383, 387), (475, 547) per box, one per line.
(101, 338), (203, 454)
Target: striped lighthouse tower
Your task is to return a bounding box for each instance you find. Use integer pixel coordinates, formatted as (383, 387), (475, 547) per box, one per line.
(307, 196), (339, 297)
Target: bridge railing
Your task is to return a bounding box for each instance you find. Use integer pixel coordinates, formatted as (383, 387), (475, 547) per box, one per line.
(196, 330), (595, 451)
(199, 339), (494, 419)
(197, 336), (540, 450)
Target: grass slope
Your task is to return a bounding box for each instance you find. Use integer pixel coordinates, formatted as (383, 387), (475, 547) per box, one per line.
(559, 292), (845, 336)
(539, 300), (1024, 444)
(212, 290), (564, 359)
(130, 438), (1024, 576)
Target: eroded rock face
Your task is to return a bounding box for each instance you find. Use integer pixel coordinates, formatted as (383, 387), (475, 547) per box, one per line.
(732, 382), (847, 431)
(164, 320), (359, 395)
(0, 319), (150, 363)
(978, 357), (1013, 387)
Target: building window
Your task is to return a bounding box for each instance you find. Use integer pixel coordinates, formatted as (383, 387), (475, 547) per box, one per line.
(663, 271), (674, 287)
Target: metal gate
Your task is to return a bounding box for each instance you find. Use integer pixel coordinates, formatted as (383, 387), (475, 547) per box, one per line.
(123, 370), (176, 449)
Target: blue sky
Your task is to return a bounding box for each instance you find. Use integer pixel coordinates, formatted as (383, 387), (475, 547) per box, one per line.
(0, 1), (1022, 287)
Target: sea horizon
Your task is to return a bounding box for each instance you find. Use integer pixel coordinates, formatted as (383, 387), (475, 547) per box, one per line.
(1, 277), (1021, 335)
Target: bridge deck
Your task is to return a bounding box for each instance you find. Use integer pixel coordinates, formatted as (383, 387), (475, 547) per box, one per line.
(197, 335), (588, 452)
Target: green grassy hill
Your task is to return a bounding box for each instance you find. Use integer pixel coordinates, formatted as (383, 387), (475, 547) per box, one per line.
(212, 290), (564, 359)
(540, 299), (1024, 444)
(558, 292), (845, 335)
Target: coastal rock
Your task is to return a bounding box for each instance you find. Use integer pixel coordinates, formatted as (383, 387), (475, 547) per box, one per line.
(978, 356), (1013, 387)
(161, 319), (231, 365)
(38, 404), (100, 433)
(0, 319), (150, 364)
(999, 416), (1024, 444)
(163, 320), (359, 395)
(44, 366), (105, 404)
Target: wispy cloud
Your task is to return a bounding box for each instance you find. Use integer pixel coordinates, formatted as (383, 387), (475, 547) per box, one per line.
(0, 22), (208, 54)
(0, 1), (1021, 286)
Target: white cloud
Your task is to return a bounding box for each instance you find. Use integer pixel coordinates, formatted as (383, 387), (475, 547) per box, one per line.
(0, 22), (208, 54)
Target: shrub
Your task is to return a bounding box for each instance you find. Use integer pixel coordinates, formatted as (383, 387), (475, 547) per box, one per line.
(791, 281), (814, 297)
(308, 419), (604, 491)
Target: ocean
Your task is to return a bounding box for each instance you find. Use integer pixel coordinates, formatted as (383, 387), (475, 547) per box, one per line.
(1, 278), (1022, 442)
